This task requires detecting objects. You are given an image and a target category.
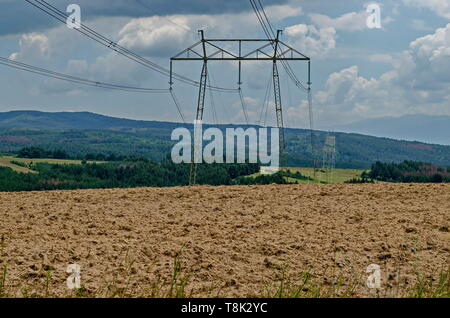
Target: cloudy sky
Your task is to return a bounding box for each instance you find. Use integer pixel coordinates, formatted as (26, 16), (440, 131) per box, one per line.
(0, 0), (449, 129)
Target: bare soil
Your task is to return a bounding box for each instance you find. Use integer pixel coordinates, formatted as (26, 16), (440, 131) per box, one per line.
(0, 184), (449, 297)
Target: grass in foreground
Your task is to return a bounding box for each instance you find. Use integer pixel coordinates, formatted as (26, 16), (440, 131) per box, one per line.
(0, 246), (447, 298)
(411, 270), (450, 298)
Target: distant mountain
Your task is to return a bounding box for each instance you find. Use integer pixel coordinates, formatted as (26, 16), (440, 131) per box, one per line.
(328, 115), (450, 145)
(2, 110), (450, 169)
(0, 110), (181, 130)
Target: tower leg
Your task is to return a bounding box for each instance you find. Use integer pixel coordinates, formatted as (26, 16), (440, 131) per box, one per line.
(273, 61), (285, 152)
(189, 61), (208, 185)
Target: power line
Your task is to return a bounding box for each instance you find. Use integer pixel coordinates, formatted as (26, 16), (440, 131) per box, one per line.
(284, 66), (293, 129)
(206, 70), (219, 125)
(251, 0), (317, 170)
(264, 83), (272, 127)
(255, 0), (307, 91)
(0, 56), (169, 93)
(209, 71), (231, 124)
(2, 55), (193, 125)
(25, 1), (171, 78)
(169, 88), (187, 124)
(25, 0), (237, 93)
(250, 0), (309, 93)
(258, 70), (273, 126)
(238, 88), (250, 125)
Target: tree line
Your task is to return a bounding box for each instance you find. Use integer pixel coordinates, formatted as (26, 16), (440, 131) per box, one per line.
(350, 160), (450, 183)
(16, 147), (126, 161)
(0, 154), (305, 191)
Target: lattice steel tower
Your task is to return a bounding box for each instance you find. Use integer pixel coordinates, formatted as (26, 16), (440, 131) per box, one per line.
(170, 30), (311, 185)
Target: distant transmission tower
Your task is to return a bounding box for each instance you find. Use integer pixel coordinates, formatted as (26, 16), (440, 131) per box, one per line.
(322, 134), (336, 183)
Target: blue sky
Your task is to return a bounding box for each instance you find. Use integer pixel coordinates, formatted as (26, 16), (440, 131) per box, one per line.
(0, 0), (449, 129)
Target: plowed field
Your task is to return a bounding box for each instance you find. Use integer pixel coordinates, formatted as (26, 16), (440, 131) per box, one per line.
(0, 184), (449, 297)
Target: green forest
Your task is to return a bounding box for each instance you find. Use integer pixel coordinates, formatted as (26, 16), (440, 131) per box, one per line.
(2, 150), (449, 191)
(0, 152), (313, 192)
(3, 123), (450, 169)
(361, 160), (450, 183)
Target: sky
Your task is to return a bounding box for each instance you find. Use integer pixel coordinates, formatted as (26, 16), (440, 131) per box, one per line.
(0, 0), (449, 130)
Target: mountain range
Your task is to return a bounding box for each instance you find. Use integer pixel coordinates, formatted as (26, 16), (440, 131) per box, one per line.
(0, 110), (181, 130)
(326, 114), (450, 146)
(1, 110), (450, 169)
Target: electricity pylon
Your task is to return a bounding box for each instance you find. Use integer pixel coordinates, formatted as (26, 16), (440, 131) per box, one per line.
(171, 30), (311, 185)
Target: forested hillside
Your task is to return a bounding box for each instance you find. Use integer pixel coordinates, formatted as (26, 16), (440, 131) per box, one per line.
(2, 111), (450, 168)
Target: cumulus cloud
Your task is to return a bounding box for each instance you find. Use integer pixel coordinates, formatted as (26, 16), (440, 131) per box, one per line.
(398, 23), (450, 90)
(367, 53), (396, 65)
(314, 66), (395, 121)
(0, 0), (290, 36)
(118, 15), (194, 57)
(117, 3), (302, 57)
(403, 0), (450, 19)
(10, 0), (448, 127)
(296, 23), (450, 127)
(309, 11), (369, 31)
(70, 53), (151, 85)
(4, 1), (306, 99)
(9, 33), (50, 62)
(5, 15), (159, 95)
(284, 24), (336, 58)
(308, 7), (394, 32)
(32, 51), (156, 95)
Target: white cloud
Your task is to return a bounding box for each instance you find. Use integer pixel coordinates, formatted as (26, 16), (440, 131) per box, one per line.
(403, 0), (450, 19)
(294, 23), (450, 127)
(70, 53), (151, 85)
(266, 3), (303, 22)
(367, 53), (396, 65)
(284, 7), (396, 59)
(118, 16), (195, 57)
(8, 17), (128, 63)
(12, 0), (448, 127)
(117, 4), (302, 57)
(400, 23), (450, 89)
(6, 17), (164, 95)
(284, 24), (336, 58)
(9, 33), (50, 61)
(309, 12), (369, 31)
(308, 7), (394, 32)
(314, 66), (390, 119)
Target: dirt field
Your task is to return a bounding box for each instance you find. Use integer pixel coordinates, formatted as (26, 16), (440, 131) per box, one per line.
(0, 184), (449, 298)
